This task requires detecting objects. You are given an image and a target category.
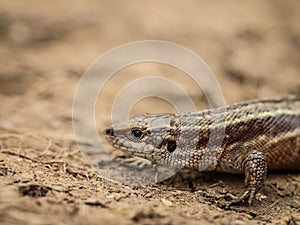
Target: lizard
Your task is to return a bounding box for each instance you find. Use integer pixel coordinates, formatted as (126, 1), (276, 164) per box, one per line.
(104, 96), (300, 207)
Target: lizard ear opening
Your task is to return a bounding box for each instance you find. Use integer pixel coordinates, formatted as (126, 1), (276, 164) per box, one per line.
(167, 140), (176, 152)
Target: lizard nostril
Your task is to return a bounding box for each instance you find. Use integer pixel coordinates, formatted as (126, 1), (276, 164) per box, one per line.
(105, 127), (114, 136)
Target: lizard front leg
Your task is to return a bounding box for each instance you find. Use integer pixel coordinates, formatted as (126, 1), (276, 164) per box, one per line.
(223, 149), (267, 208)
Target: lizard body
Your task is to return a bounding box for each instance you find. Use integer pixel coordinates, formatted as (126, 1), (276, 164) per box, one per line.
(104, 96), (300, 206)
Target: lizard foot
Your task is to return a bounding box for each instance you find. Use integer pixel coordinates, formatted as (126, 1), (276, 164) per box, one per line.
(221, 188), (256, 209)
(122, 157), (152, 167)
(219, 149), (267, 209)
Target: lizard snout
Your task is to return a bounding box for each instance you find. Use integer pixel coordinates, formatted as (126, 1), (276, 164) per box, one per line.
(104, 127), (115, 137)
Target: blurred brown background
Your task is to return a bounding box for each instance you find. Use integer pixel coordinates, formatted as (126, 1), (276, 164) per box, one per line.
(0, 1), (299, 225)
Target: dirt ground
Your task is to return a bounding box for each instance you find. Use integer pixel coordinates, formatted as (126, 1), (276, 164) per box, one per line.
(0, 1), (300, 224)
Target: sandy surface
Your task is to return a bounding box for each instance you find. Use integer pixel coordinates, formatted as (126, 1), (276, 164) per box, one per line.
(0, 1), (300, 224)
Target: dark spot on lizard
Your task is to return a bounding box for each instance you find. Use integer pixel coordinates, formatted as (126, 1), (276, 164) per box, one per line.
(167, 140), (176, 152)
(105, 127), (114, 136)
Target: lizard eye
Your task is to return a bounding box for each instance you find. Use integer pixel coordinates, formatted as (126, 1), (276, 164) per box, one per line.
(167, 140), (176, 152)
(131, 129), (144, 139)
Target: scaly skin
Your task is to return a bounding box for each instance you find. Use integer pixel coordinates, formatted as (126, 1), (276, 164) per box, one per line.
(104, 96), (300, 207)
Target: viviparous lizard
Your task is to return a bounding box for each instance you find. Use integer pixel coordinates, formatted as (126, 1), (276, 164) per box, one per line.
(104, 96), (300, 207)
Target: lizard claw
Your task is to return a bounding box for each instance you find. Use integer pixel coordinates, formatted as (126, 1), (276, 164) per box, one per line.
(220, 188), (256, 209)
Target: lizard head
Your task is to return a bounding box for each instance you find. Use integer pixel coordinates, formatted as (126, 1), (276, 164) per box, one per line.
(104, 113), (178, 163)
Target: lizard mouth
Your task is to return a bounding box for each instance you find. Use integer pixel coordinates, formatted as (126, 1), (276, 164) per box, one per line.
(103, 127), (128, 150)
